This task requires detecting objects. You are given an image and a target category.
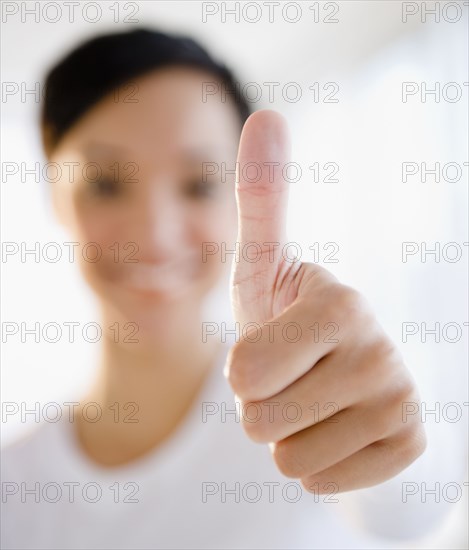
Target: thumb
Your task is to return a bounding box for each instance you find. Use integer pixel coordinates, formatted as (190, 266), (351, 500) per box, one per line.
(231, 109), (292, 325)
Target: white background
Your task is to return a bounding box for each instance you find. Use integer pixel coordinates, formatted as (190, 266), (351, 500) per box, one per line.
(1, 1), (468, 548)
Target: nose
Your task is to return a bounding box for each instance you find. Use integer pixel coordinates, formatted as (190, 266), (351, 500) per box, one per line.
(131, 181), (185, 262)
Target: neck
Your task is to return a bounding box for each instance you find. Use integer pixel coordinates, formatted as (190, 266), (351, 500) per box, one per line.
(75, 303), (223, 467)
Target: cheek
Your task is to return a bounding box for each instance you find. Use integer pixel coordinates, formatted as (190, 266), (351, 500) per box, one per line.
(204, 188), (237, 238)
(192, 198), (238, 277)
(70, 198), (132, 283)
(76, 211), (125, 249)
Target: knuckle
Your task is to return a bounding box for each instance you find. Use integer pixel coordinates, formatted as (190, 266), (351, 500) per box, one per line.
(408, 424), (428, 460)
(354, 336), (405, 387)
(398, 424), (428, 466)
(226, 342), (264, 399)
(325, 285), (370, 327)
(241, 402), (273, 443)
(372, 376), (420, 439)
(300, 476), (316, 494)
(271, 440), (305, 479)
(386, 373), (419, 412)
(300, 476), (338, 495)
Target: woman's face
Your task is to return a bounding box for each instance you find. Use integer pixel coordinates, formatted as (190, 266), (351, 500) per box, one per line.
(49, 67), (241, 327)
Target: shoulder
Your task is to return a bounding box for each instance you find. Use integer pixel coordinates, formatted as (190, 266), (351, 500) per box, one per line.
(1, 420), (69, 480)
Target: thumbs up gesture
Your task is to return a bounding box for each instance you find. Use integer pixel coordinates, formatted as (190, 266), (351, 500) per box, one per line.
(225, 110), (426, 494)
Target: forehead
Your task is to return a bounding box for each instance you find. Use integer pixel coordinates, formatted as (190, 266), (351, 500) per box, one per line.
(56, 66), (242, 162)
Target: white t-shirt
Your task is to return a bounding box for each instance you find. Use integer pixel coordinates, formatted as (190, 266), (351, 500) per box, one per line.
(0, 345), (453, 549)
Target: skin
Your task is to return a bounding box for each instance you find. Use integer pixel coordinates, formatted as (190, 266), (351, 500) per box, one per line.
(49, 67), (241, 465)
(48, 66), (426, 491)
(229, 111), (426, 493)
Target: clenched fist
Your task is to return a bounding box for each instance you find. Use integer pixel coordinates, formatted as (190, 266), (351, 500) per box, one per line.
(225, 109), (426, 494)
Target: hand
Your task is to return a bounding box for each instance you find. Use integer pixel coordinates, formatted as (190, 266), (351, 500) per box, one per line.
(225, 110), (426, 494)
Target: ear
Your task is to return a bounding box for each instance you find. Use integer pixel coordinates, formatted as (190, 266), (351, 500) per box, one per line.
(48, 155), (74, 230)
(47, 148), (77, 230)
(49, 179), (68, 228)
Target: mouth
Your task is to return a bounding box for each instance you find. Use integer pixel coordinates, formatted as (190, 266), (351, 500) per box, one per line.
(118, 258), (198, 295)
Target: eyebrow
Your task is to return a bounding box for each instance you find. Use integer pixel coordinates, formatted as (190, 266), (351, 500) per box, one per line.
(81, 142), (233, 163)
(81, 142), (131, 160)
(182, 144), (237, 163)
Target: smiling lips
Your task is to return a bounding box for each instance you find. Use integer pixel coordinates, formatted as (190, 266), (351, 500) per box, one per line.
(119, 257), (198, 294)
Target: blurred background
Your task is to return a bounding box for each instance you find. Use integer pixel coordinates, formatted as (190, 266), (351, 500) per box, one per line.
(1, 1), (468, 548)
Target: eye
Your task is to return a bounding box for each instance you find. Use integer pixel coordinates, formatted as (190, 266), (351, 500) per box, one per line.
(184, 179), (218, 199)
(90, 177), (121, 197)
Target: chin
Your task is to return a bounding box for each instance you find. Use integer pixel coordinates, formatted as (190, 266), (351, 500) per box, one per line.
(82, 262), (222, 328)
(94, 278), (213, 332)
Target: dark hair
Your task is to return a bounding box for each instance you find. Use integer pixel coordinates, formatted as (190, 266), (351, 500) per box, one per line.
(41, 28), (251, 155)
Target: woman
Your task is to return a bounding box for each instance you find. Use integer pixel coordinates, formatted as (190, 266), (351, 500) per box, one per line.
(2, 28), (427, 549)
